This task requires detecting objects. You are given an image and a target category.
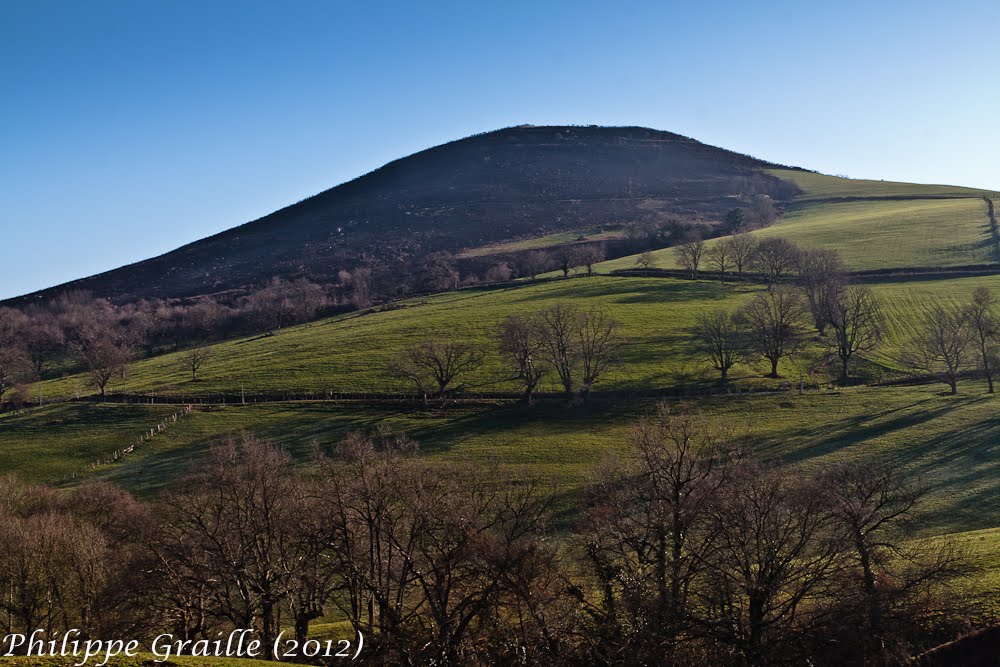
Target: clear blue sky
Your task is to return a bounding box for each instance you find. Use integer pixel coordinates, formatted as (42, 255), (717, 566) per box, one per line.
(2, 0), (999, 300)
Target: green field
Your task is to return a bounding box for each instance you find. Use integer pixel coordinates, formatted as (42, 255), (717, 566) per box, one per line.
(30, 273), (1000, 403)
(597, 197), (995, 273)
(6, 383), (1000, 542)
(594, 169), (999, 273)
(35, 277), (782, 400)
(458, 227), (622, 257)
(769, 168), (999, 201)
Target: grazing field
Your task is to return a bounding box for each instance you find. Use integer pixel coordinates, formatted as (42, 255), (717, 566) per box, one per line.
(595, 197), (996, 272)
(458, 227), (621, 257)
(769, 168), (998, 201)
(31, 273), (1000, 402)
(8, 383), (1000, 541)
(753, 198), (995, 270)
(35, 277), (788, 400)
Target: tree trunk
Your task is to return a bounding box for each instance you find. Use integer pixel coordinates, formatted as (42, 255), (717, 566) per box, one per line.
(769, 358), (779, 378)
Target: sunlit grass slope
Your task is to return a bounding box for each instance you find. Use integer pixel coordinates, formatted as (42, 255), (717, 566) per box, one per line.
(596, 170), (998, 273)
(768, 168), (999, 200)
(7, 384), (1000, 540)
(753, 198), (995, 270)
(36, 278), (782, 400)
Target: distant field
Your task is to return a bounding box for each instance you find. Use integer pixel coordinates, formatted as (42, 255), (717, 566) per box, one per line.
(35, 277), (788, 400)
(769, 168), (999, 200)
(596, 197), (995, 272)
(754, 198), (995, 270)
(458, 227), (622, 257)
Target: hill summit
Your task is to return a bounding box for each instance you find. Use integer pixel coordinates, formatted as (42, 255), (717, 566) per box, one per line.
(12, 125), (803, 303)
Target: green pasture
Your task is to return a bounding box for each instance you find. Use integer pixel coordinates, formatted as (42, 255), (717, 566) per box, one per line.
(595, 197), (995, 272)
(35, 277), (796, 400)
(7, 383), (1000, 540)
(769, 168), (998, 201)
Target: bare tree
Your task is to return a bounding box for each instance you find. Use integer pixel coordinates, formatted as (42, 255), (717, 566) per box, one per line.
(692, 309), (748, 386)
(534, 305), (622, 399)
(966, 287), (999, 393)
(826, 285), (884, 381)
(581, 405), (732, 664)
(749, 237), (799, 289)
(498, 314), (546, 404)
(534, 304), (582, 396)
(739, 287), (809, 378)
(694, 462), (842, 667)
(749, 194), (779, 228)
(0, 308), (28, 402)
(577, 307), (623, 399)
(729, 233), (759, 281)
(904, 304), (971, 394)
(822, 461), (969, 663)
(555, 245), (585, 277)
(390, 338), (483, 403)
(797, 248), (846, 335)
(350, 266), (376, 309)
(636, 251), (656, 270)
(183, 347), (213, 381)
(66, 316), (134, 398)
(420, 252), (460, 292)
(521, 250), (551, 280)
(152, 435), (312, 652)
(675, 239), (706, 279)
(578, 244), (606, 276)
(706, 238), (734, 283)
(485, 262), (514, 283)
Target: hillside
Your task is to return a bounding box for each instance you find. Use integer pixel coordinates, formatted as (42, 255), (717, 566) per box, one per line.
(6, 126), (802, 305)
(596, 169), (1000, 273)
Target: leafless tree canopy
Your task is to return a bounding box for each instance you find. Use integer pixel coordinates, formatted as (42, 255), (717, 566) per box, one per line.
(966, 287), (999, 393)
(750, 237), (799, 288)
(692, 309), (749, 385)
(904, 304), (972, 394)
(797, 247), (846, 334)
(729, 233), (759, 280)
(498, 314), (546, 404)
(533, 304), (623, 399)
(390, 339), (484, 403)
(675, 239), (706, 278)
(825, 284), (884, 380)
(636, 251), (657, 270)
(705, 238), (734, 282)
(739, 287), (810, 378)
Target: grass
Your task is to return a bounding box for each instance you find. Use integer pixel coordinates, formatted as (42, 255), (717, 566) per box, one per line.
(458, 227), (622, 258)
(8, 383), (1000, 541)
(35, 277), (799, 400)
(595, 198), (996, 272)
(769, 168), (999, 201)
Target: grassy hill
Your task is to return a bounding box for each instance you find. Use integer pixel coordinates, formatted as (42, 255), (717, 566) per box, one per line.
(597, 169), (1000, 273)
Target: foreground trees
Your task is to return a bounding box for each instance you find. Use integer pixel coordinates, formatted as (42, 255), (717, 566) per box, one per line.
(0, 412), (974, 666)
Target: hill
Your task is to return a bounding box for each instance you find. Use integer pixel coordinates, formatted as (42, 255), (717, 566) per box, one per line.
(7, 126), (800, 304)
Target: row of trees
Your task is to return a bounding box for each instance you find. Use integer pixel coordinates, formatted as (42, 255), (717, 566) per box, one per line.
(390, 305), (623, 404)
(0, 411), (971, 665)
(0, 278), (337, 400)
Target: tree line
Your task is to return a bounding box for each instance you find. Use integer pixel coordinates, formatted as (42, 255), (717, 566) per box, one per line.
(0, 409), (973, 666)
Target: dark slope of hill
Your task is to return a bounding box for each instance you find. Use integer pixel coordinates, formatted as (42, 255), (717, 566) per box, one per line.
(8, 125), (802, 304)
